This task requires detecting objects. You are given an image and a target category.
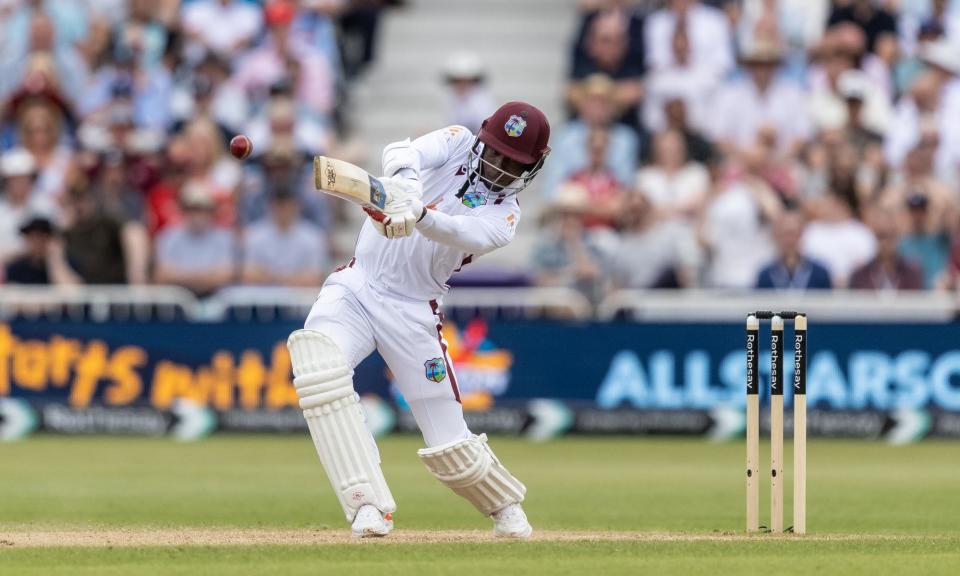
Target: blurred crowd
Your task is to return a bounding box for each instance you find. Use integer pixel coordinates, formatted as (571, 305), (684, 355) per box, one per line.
(3, 0), (960, 303)
(534, 0), (960, 302)
(0, 0), (400, 293)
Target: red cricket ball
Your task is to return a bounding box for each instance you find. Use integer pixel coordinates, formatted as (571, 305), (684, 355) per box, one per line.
(230, 135), (253, 160)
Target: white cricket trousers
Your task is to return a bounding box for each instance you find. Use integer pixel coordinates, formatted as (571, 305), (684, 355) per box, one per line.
(304, 262), (471, 447)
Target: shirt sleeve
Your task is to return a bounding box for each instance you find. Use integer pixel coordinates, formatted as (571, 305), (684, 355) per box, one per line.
(382, 125), (475, 177)
(415, 200), (520, 256)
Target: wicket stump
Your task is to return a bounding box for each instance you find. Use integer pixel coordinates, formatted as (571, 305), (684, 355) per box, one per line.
(745, 311), (807, 534)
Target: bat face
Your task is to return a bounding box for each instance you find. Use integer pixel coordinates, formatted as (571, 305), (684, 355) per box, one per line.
(314, 156), (387, 210)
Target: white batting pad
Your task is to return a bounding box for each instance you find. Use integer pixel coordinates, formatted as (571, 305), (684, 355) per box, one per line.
(287, 329), (396, 522)
(417, 434), (526, 517)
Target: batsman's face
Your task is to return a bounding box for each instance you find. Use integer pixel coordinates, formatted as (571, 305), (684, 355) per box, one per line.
(480, 147), (531, 190)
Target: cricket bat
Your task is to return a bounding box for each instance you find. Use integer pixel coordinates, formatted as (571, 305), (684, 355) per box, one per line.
(313, 156), (388, 210)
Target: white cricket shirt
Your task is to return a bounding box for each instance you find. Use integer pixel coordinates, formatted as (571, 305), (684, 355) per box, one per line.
(353, 126), (522, 301)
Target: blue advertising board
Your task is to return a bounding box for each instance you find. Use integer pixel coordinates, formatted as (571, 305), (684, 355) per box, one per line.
(2, 318), (960, 441)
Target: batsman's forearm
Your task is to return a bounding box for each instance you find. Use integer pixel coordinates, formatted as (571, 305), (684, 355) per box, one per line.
(415, 210), (507, 255)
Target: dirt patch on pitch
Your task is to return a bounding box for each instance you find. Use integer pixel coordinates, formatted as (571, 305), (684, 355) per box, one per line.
(0, 529), (939, 548)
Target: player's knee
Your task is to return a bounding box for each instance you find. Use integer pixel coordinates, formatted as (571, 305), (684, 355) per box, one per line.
(287, 329), (354, 410)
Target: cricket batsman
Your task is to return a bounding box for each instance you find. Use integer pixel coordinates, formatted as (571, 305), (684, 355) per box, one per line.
(286, 102), (550, 538)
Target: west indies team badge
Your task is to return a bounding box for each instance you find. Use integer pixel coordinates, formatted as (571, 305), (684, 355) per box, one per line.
(424, 358), (447, 383)
(461, 190), (487, 208)
(504, 114), (527, 137)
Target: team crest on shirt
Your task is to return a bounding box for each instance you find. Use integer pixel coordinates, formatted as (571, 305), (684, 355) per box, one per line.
(461, 190), (487, 208)
(504, 114), (526, 137)
(424, 358), (447, 383)
(389, 319), (514, 410)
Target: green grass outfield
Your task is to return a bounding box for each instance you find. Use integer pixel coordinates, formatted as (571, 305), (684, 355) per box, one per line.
(1, 436), (959, 575)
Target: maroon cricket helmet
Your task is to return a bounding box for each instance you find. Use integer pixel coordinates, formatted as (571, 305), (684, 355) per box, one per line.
(478, 102), (551, 165)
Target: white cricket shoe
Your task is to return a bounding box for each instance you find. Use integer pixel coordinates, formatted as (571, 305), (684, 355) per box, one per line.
(491, 503), (533, 539)
(351, 505), (393, 538)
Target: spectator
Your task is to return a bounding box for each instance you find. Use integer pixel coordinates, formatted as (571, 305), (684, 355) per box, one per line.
(90, 149), (146, 224)
(880, 135), (956, 288)
(755, 210), (833, 290)
(564, 127), (625, 230)
(181, 118), (242, 227)
(645, 0), (734, 79)
(568, 11), (644, 132)
(3, 0), (90, 54)
(849, 211), (924, 290)
(442, 51), (495, 135)
(881, 132), (955, 230)
(815, 22), (896, 105)
(572, 0), (645, 80)
(809, 135), (879, 212)
(544, 74), (638, 198)
(76, 31), (173, 131)
(898, 0), (959, 56)
(531, 184), (609, 304)
(145, 135), (193, 236)
(642, 6), (717, 134)
(709, 42), (811, 157)
(894, 21), (946, 96)
(0, 9), (89, 108)
(802, 192), (877, 287)
(241, 186), (329, 287)
(88, 150), (151, 284)
(740, 0), (831, 55)
(170, 54), (249, 136)
(181, 0), (263, 60)
(290, 0), (342, 78)
(700, 166), (781, 289)
(233, 0), (335, 117)
(898, 192), (952, 289)
(610, 192), (702, 289)
(15, 98), (74, 204)
(636, 129), (709, 221)
(885, 44), (960, 183)
(921, 40), (960, 182)
(80, 47), (161, 129)
(836, 70), (885, 154)
(3, 216), (77, 285)
(807, 25), (866, 131)
(737, 0), (783, 51)
(59, 179), (141, 285)
(114, 0), (170, 69)
(153, 181), (236, 296)
(246, 86), (331, 157)
(238, 141), (331, 229)
(740, 127), (803, 205)
(339, 0), (395, 79)
(654, 97), (714, 164)
(827, 0), (898, 54)
(0, 148), (56, 266)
